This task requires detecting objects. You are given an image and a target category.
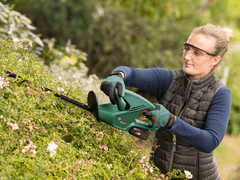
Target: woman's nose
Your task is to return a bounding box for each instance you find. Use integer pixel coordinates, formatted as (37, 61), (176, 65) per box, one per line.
(184, 50), (192, 60)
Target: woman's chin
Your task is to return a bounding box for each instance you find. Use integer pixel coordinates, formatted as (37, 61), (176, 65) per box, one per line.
(183, 65), (195, 75)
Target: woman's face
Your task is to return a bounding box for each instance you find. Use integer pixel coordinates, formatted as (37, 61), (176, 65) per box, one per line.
(183, 33), (220, 80)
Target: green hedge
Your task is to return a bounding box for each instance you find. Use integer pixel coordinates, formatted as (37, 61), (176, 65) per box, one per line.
(0, 38), (189, 179)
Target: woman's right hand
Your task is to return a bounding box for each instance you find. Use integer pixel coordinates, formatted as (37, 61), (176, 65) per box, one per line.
(100, 73), (125, 105)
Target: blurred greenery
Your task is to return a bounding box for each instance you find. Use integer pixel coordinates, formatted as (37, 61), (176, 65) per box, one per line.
(225, 50), (240, 135)
(0, 0), (209, 76)
(4, 0), (239, 75)
(5, 0), (94, 46)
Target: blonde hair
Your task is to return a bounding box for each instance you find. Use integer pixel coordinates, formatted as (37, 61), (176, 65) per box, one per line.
(191, 24), (233, 58)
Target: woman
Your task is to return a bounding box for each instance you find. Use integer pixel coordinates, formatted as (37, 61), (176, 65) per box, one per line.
(100, 24), (233, 179)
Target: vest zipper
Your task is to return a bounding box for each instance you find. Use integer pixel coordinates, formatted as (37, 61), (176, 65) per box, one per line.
(168, 134), (176, 172)
(196, 151), (199, 178)
(178, 81), (193, 118)
(168, 81), (193, 173)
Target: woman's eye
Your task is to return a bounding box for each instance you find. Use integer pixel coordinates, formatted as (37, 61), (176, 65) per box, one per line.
(194, 51), (201, 56)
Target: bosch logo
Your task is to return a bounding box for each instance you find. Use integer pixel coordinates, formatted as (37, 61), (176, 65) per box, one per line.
(118, 117), (128, 124)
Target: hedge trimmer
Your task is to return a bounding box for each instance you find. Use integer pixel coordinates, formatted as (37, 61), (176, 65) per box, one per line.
(6, 71), (159, 140)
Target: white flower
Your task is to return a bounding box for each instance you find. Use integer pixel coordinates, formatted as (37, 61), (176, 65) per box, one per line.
(11, 123), (19, 130)
(22, 140), (37, 155)
(184, 170), (193, 179)
(99, 145), (108, 153)
(47, 142), (58, 157)
(95, 132), (104, 142)
(57, 87), (66, 94)
(49, 151), (56, 157)
(47, 142), (58, 151)
(149, 167), (153, 173)
(106, 164), (112, 169)
(129, 169), (135, 175)
(13, 38), (23, 44)
(7, 122), (18, 130)
(13, 38), (20, 43)
(140, 156), (146, 163)
(74, 159), (81, 165)
(0, 77), (9, 89)
(19, 139), (26, 145)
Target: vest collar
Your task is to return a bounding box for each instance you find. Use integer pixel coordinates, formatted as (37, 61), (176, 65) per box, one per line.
(183, 70), (217, 91)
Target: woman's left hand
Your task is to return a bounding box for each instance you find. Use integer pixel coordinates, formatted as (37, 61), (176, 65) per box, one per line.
(143, 103), (176, 129)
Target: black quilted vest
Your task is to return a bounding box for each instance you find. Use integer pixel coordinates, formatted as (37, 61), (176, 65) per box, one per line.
(153, 69), (224, 180)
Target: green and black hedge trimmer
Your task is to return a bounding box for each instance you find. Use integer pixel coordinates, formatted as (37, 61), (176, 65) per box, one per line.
(7, 71), (160, 140)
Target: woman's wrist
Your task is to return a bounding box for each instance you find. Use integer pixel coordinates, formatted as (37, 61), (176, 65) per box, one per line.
(111, 71), (125, 79)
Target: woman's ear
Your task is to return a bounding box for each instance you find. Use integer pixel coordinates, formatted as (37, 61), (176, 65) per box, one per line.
(212, 55), (221, 66)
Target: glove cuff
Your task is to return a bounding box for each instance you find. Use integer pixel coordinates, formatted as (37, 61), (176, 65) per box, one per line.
(166, 113), (176, 129)
(109, 71), (124, 79)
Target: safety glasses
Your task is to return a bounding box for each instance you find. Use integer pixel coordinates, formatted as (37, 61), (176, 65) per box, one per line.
(183, 42), (218, 57)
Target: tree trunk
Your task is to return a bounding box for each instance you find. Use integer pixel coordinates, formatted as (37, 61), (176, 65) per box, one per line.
(221, 66), (230, 86)
(198, 0), (216, 12)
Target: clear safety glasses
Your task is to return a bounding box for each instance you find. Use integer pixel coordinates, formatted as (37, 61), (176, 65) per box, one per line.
(183, 42), (217, 60)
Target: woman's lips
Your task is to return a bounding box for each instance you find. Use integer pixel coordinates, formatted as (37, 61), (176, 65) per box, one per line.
(184, 62), (192, 67)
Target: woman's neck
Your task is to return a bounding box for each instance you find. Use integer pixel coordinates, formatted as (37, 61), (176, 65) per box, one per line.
(189, 71), (213, 81)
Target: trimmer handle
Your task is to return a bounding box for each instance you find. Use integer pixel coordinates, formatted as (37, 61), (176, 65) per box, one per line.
(115, 88), (126, 111)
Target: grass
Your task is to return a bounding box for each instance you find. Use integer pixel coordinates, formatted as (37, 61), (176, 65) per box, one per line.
(214, 134), (240, 180)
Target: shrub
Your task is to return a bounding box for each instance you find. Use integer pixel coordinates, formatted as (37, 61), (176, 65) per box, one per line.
(0, 38), (190, 179)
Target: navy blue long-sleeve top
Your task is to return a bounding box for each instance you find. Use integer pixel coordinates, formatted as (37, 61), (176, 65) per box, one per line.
(113, 66), (232, 153)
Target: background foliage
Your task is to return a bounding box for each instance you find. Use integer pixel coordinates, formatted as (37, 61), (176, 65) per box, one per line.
(2, 0), (206, 76)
